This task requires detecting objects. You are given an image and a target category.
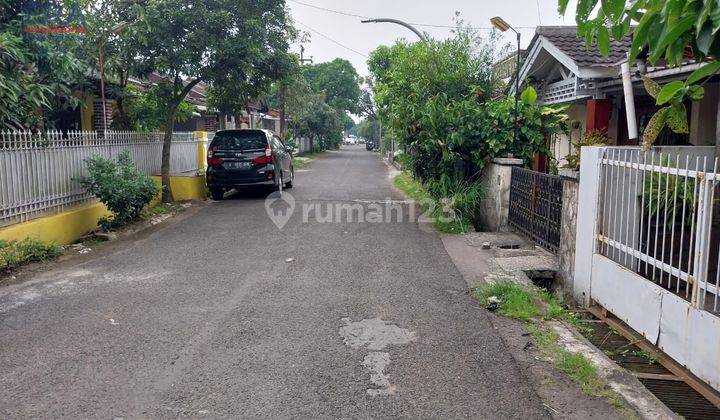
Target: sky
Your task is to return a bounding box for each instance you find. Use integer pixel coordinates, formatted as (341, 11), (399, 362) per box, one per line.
(287, 0), (578, 77)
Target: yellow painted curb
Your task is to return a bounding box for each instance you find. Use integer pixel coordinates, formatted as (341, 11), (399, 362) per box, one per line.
(0, 202), (111, 245)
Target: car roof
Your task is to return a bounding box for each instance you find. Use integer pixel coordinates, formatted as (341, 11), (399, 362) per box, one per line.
(215, 129), (275, 136)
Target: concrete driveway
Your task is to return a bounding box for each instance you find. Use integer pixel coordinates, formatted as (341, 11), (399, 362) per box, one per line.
(0, 146), (549, 418)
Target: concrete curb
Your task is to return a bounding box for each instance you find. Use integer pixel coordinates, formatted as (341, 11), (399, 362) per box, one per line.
(550, 321), (679, 419)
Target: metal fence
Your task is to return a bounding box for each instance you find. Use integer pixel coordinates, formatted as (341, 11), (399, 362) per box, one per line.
(599, 147), (720, 314)
(1, 130), (205, 227)
(508, 166), (563, 253)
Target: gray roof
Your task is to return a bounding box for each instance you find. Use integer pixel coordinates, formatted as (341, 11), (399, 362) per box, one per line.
(536, 26), (631, 68)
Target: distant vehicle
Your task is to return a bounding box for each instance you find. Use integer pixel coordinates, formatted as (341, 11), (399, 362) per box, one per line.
(345, 138), (357, 145)
(366, 141), (374, 151)
(206, 129), (294, 200)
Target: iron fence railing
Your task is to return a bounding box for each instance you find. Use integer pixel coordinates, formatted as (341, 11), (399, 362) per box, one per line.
(0, 130), (205, 227)
(508, 166), (563, 253)
(599, 147), (720, 314)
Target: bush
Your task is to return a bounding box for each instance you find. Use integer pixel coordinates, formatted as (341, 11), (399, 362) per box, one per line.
(80, 150), (159, 230)
(0, 239), (63, 271)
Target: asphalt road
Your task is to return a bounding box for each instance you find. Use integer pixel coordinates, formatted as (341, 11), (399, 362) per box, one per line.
(0, 146), (549, 418)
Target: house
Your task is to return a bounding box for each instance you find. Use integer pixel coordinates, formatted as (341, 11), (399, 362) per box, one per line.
(515, 26), (719, 170)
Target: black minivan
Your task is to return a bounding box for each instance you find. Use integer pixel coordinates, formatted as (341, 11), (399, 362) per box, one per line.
(206, 129), (294, 200)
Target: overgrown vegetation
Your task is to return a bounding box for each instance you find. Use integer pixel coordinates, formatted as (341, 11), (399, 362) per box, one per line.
(393, 172), (480, 234)
(472, 281), (631, 413)
(0, 238), (63, 271)
(80, 150), (159, 230)
(369, 21), (567, 228)
(563, 129), (610, 170)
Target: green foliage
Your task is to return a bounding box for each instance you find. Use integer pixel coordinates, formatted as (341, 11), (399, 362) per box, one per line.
(80, 150), (159, 230)
(560, 0), (720, 150)
(357, 119), (382, 143)
(563, 129), (610, 170)
(472, 281), (566, 322)
(291, 94), (344, 151)
(0, 238), (62, 271)
(302, 58), (361, 114)
(393, 172), (481, 234)
(121, 85), (197, 131)
(0, 1), (91, 129)
(369, 29), (566, 188)
(644, 158), (695, 225)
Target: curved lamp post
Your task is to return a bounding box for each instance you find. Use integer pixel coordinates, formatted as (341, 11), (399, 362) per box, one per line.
(361, 18), (428, 46)
(491, 16), (521, 143)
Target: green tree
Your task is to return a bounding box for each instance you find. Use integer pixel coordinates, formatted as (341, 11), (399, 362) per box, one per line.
(0, 0), (91, 129)
(291, 94), (343, 151)
(368, 25), (565, 185)
(132, 0), (293, 202)
(302, 58), (361, 114)
(357, 119), (381, 144)
(559, 0), (720, 149)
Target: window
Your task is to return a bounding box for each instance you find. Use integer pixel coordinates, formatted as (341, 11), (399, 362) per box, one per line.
(210, 130), (268, 151)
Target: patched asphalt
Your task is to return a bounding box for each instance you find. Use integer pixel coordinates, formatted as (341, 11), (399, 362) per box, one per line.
(0, 146), (549, 418)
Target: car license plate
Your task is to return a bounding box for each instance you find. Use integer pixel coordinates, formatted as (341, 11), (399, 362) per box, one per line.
(225, 162), (251, 169)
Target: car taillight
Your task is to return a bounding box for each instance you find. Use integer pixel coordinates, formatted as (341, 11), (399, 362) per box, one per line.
(207, 147), (224, 165)
(254, 145), (273, 165)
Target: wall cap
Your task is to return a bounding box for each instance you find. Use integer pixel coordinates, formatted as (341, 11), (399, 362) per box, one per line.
(492, 157), (524, 166)
(559, 169), (580, 181)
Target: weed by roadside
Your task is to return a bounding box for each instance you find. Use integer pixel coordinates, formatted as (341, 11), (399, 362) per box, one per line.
(140, 203), (176, 220)
(293, 151), (325, 169)
(393, 172), (474, 234)
(0, 238), (63, 271)
(473, 281), (634, 417)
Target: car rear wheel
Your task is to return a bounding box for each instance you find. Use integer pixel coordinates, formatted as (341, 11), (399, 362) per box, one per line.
(284, 168), (294, 189)
(210, 188), (224, 201)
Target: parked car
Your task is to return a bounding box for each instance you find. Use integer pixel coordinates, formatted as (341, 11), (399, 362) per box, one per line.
(206, 129), (294, 200)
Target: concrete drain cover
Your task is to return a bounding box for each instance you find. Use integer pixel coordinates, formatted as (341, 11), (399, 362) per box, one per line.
(340, 317), (416, 396)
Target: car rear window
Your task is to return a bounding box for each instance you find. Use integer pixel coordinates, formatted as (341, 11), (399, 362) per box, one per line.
(211, 131), (267, 151)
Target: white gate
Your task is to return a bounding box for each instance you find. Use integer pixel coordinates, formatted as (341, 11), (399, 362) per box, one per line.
(574, 146), (720, 392)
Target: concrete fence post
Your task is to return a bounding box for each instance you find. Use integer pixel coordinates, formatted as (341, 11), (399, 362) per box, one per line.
(572, 146), (605, 306)
(195, 131), (208, 171)
(477, 157), (524, 232)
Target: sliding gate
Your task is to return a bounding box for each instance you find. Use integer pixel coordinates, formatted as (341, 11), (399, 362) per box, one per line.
(508, 166), (563, 253)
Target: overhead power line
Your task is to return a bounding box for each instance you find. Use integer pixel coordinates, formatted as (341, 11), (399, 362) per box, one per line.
(295, 20), (369, 58)
(288, 0), (537, 30)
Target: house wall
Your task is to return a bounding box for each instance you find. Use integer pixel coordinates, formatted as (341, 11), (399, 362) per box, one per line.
(690, 82), (719, 146)
(552, 104), (586, 169)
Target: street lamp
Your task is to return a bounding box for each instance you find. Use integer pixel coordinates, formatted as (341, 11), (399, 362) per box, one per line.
(361, 18), (428, 46)
(361, 18), (429, 158)
(491, 16), (521, 143)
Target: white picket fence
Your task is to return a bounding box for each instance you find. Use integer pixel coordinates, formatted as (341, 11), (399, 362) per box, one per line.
(0, 130), (206, 227)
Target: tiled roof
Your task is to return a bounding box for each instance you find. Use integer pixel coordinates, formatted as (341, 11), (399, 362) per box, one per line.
(537, 26), (631, 68)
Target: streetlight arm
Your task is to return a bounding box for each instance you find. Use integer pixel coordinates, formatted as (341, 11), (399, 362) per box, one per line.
(361, 18), (428, 46)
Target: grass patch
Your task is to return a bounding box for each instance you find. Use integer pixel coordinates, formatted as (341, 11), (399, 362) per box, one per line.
(0, 238), (63, 271)
(141, 203), (175, 220)
(293, 151), (326, 169)
(473, 281), (633, 416)
(393, 172), (473, 234)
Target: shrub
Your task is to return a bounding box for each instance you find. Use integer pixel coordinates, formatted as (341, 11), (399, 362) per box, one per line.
(80, 150), (159, 230)
(563, 129), (610, 170)
(0, 238), (63, 271)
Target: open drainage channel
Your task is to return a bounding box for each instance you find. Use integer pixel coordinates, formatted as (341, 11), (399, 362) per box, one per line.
(575, 308), (720, 419)
(521, 271), (720, 419)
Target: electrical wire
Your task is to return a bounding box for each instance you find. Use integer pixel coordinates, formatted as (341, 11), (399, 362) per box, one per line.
(288, 0), (536, 30)
(295, 20), (369, 58)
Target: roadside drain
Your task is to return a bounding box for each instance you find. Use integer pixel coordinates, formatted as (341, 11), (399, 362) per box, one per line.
(339, 317), (416, 396)
(577, 310), (720, 419)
